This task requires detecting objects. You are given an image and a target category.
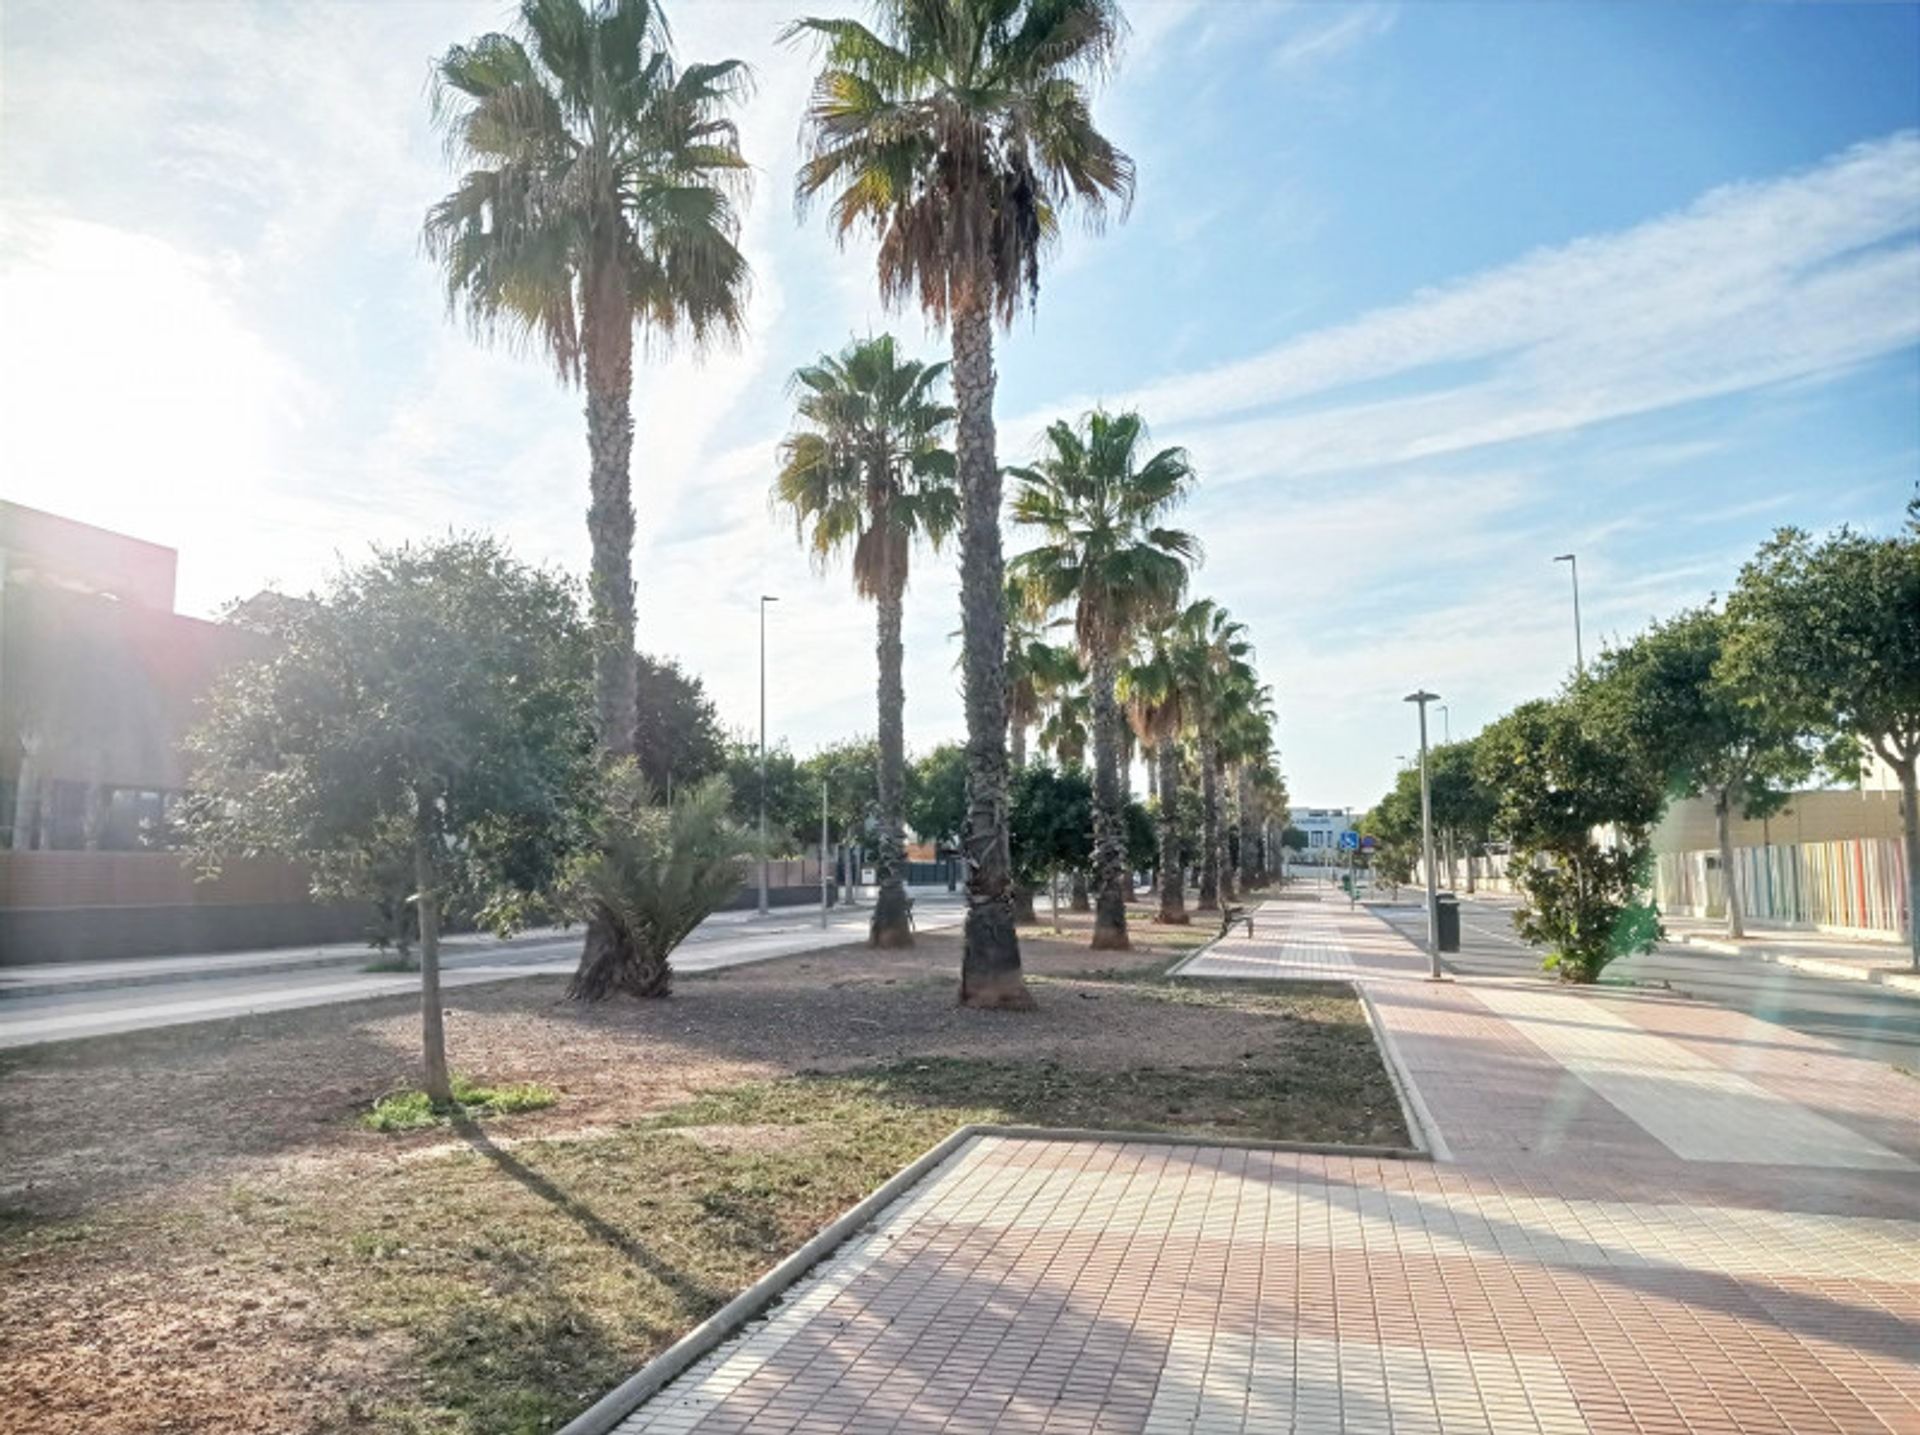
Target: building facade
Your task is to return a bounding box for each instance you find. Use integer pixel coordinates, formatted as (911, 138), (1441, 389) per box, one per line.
(1288, 806), (1355, 862)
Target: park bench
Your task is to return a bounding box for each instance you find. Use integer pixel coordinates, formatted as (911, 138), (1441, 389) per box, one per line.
(1220, 903), (1253, 940)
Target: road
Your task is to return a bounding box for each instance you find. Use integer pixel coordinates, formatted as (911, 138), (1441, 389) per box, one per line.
(1367, 889), (1920, 1066)
(0, 892), (967, 1050)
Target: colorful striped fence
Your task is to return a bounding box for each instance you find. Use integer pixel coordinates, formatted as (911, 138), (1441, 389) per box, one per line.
(1654, 837), (1910, 940)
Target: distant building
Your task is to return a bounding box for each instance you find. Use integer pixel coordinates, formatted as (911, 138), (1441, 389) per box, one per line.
(1289, 806), (1355, 860)
(1, 501), (266, 850)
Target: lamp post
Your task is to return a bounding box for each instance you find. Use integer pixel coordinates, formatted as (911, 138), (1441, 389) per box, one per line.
(1437, 704), (1450, 745)
(819, 773), (831, 929)
(758, 595), (779, 917)
(1553, 553), (1584, 680)
(1404, 689), (1443, 978)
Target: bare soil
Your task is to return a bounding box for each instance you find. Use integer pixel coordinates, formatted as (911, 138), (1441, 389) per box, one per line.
(0, 915), (1404, 1435)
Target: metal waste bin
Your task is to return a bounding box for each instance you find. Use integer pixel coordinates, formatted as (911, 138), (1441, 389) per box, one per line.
(1435, 892), (1461, 953)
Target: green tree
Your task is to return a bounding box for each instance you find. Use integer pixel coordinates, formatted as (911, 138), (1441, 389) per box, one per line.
(1010, 410), (1198, 950)
(1588, 606), (1814, 937)
(790, 0), (1134, 1008)
(1009, 762), (1093, 930)
(186, 538), (592, 1102)
(1122, 617), (1194, 923)
(1219, 682), (1275, 898)
(425, 0), (750, 998)
(801, 738), (886, 848)
(1424, 738), (1497, 895)
(906, 742), (969, 851)
(1474, 698), (1666, 982)
(1724, 522), (1920, 968)
(635, 652), (726, 795)
(1171, 602), (1256, 912)
(724, 740), (813, 854)
(776, 335), (958, 946)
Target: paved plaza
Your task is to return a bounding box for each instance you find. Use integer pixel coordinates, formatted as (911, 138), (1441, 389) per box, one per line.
(601, 894), (1920, 1435)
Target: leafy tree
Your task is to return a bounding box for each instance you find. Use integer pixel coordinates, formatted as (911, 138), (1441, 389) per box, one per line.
(1009, 762), (1093, 928)
(186, 538), (592, 1102)
(1587, 606), (1814, 937)
(1011, 410), (1198, 950)
(906, 742), (968, 850)
(425, 0), (750, 997)
(801, 738), (886, 847)
(790, 0), (1134, 1008)
(776, 335), (957, 946)
(566, 768), (746, 998)
(1474, 698), (1665, 982)
(1424, 739), (1497, 894)
(1724, 522), (1920, 968)
(724, 740), (814, 854)
(1281, 826), (1310, 854)
(634, 653), (725, 795)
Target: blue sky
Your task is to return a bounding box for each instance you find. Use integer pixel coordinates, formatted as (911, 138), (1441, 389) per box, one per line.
(2, 0), (1916, 810)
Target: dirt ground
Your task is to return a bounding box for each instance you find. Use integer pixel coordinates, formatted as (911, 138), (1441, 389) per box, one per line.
(0, 915), (1406, 1435)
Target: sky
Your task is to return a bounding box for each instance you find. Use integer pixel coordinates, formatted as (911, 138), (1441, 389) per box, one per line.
(2, 0), (1917, 812)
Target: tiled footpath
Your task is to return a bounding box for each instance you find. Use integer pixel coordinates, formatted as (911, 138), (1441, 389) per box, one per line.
(609, 895), (1920, 1435)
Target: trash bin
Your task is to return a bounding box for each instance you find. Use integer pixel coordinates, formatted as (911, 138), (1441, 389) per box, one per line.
(1435, 892), (1461, 953)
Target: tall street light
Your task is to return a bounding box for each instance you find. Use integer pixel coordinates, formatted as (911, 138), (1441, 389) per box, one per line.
(1437, 704), (1451, 745)
(758, 595), (779, 917)
(1404, 689), (1443, 979)
(1553, 553), (1584, 679)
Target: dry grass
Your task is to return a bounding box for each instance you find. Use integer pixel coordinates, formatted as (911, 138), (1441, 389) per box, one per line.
(0, 925), (1403, 1435)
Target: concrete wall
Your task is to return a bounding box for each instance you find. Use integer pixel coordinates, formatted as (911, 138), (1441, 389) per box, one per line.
(1650, 789), (1905, 853)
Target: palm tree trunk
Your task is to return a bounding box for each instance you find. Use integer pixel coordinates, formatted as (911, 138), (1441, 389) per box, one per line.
(1070, 867), (1090, 911)
(1008, 708), (1037, 923)
(1198, 732), (1221, 911)
(870, 558), (913, 948)
(950, 298), (1028, 1008)
(1157, 737), (1188, 924)
(571, 260), (650, 1000)
(1237, 764), (1258, 892)
(1087, 642), (1130, 951)
(413, 819), (451, 1107)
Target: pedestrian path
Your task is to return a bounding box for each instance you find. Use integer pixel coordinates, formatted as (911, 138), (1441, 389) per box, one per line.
(591, 893), (1920, 1435)
(1663, 915), (1920, 996)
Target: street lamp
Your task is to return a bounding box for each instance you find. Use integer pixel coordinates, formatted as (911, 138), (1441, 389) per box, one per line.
(1404, 689), (1443, 979)
(758, 595), (779, 917)
(820, 770), (831, 929)
(1553, 553), (1584, 679)
(1437, 704), (1451, 745)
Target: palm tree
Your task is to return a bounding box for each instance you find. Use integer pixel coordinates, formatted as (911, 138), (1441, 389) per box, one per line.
(425, 0), (750, 1000)
(1004, 585), (1077, 923)
(789, 0), (1134, 1006)
(1121, 620), (1190, 924)
(1010, 411), (1197, 949)
(1170, 600), (1253, 912)
(1220, 681), (1276, 896)
(775, 335), (958, 947)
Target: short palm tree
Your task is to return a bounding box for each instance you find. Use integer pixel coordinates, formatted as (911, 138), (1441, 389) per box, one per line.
(789, 0), (1134, 1006)
(425, 0), (750, 1000)
(1010, 411), (1198, 950)
(775, 335), (957, 947)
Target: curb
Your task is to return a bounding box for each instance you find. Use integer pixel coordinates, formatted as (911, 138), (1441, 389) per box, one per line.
(1355, 985), (1452, 1163)
(555, 1121), (1428, 1435)
(1672, 934), (1920, 997)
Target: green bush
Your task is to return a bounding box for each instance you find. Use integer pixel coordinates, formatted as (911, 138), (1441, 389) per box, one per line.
(363, 1076), (558, 1132)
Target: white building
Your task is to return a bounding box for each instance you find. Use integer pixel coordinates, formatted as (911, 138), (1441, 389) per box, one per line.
(1289, 806), (1355, 861)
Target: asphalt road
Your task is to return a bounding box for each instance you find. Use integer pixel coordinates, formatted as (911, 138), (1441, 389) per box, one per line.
(1366, 890), (1920, 1068)
(0, 893), (968, 1050)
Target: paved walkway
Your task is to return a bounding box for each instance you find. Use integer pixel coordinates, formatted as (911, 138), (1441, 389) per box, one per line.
(602, 893), (1920, 1435)
(1661, 916), (1920, 996)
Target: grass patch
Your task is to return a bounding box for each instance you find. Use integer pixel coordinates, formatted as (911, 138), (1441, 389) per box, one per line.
(362, 956), (418, 974)
(363, 1076), (559, 1132)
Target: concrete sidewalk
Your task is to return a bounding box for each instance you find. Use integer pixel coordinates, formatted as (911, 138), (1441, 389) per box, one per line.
(590, 891), (1920, 1435)
(1663, 915), (1920, 996)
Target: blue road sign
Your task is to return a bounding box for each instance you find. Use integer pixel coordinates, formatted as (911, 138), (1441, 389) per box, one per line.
(1337, 830), (1360, 851)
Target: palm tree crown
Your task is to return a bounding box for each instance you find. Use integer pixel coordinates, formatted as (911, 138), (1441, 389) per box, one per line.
(1008, 410), (1199, 652)
(425, 0), (751, 378)
(776, 335), (960, 594)
(786, 0), (1134, 321)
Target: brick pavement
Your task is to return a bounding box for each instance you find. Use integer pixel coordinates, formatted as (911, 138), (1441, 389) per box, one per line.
(604, 893), (1920, 1435)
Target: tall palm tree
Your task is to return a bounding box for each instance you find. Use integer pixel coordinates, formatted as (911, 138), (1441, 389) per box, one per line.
(1004, 585), (1076, 923)
(789, 0), (1134, 1006)
(1010, 411), (1197, 949)
(775, 335), (957, 947)
(425, 0), (750, 1000)
(1170, 600), (1253, 912)
(1220, 681), (1276, 896)
(1121, 620), (1190, 924)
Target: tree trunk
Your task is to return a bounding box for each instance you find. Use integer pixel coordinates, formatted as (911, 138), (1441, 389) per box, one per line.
(572, 259), (651, 998)
(870, 563), (914, 948)
(414, 824), (452, 1107)
(9, 748), (39, 851)
(1236, 765), (1257, 893)
(1070, 867), (1090, 911)
(949, 298), (1028, 1008)
(1008, 690), (1037, 923)
(1010, 718), (1027, 771)
(1715, 787), (1745, 939)
(1087, 642), (1130, 950)
(1891, 747), (1919, 973)
(1198, 733), (1221, 911)
(1156, 737), (1188, 923)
